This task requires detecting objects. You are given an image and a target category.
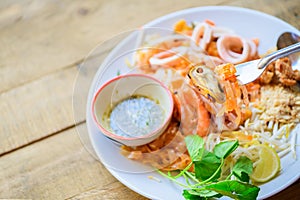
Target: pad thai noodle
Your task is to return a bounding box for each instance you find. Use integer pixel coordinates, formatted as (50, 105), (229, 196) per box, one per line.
(120, 19), (300, 180)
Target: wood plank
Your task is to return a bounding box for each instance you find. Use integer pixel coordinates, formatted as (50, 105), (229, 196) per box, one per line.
(269, 179), (300, 200)
(67, 181), (146, 200)
(0, 124), (146, 199)
(0, 44), (113, 155)
(0, 0), (228, 93)
(0, 66), (77, 154)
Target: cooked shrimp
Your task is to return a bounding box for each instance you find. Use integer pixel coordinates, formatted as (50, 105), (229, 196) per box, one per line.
(196, 99), (211, 136)
(172, 92), (181, 122)
(173, 82), (211, 137)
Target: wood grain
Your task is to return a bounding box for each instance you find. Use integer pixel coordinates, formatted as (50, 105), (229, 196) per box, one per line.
(0, 0), (227, 93)
(0, 0), (299, 199)
(269, 179), (300, 200)
(0, 124), (146, 199)
(67, 181), (146, 200)
(230, 0), (300, 29)
(0, 67), (77, 155)
(0, 45), (113, 155)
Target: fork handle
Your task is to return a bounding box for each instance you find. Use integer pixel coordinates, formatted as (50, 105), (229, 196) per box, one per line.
(257, 42), (300, 69)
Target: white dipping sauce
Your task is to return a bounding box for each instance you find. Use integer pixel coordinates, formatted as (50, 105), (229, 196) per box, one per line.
(109, 96), (164, 138)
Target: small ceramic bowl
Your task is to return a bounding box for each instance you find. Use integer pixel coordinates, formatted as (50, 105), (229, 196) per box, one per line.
(92, 74), (174, 146)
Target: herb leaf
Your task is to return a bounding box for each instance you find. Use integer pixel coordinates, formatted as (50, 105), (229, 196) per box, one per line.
(204, 180), (260, 200)
(182, 190), (201, 200)
(194, 150), (222, 181)
(178, 135), (259, 200)
(232, 156), (253, 182)
(185, 135), (204, 161)
(183, 189), (221, 199)
(213, 140), (238, 159)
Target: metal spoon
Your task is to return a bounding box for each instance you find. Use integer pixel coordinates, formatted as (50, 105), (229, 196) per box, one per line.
(277, 32), (300, 92)
(277, 32), (300, 69)
(235, 41), (300, 85)
(277, 32), (300, 49)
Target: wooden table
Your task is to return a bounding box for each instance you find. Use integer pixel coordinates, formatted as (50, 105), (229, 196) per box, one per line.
(0, 0), (299, 199)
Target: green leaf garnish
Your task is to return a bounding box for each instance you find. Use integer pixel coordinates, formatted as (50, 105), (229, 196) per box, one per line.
(194, 150), (222, 181)
(185, 135), (204, 161)
(204, 180), (260, 200)
(158, 135), (259, 200)
(232, 156), (253, 182)
(213, 140), (238, 159)
(183, 189), (222, 199)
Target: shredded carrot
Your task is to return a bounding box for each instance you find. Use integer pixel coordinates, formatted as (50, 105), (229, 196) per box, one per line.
(223, 81), (237, 112)
(246, 82), (260, 92)
(241, 107), (252, 123)
(204, 19), (215, 26)
(173, 19), (193, 33)
(221, 131), (253, 142)
(215, 63), (237, 82)
(182, 29), (193, 36)
(252, 38), (259, 46)
(207, 41), (219, 57)
(245, 82), (260, 102)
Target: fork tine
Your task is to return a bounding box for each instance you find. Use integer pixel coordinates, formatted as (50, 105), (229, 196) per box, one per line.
(235, 59), (264, 85)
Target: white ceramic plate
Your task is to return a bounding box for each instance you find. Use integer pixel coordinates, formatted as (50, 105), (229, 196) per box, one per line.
(86, 6), (300, 200)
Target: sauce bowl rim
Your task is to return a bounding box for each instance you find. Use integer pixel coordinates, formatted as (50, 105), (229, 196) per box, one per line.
(91, 73), (174, 142)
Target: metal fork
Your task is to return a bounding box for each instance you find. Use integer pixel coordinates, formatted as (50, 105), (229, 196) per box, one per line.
(235, 42), (300, 85)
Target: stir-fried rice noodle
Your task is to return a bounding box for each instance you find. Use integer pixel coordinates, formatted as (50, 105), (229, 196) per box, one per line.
(121, 19), (300, 174)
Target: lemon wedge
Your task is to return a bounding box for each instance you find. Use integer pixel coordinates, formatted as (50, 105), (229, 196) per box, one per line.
(251, 144), (281, 183)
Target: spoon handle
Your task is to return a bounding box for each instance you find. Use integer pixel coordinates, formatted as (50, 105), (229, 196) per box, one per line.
(258, 42), (300, 69)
